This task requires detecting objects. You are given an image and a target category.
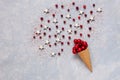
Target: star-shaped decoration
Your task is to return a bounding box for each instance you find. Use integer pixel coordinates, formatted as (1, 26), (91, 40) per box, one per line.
(39, 45), (44, 50)
(45, 40), (50, 45)
(56, 30), (62, 35)
(56, 38), (61, 43)
(35, 30), (41, 35)
(66, 14), (71, 19)
(79, 10), (84, 15)
(97, 8), (102, 13)
(51, 52), (56, 57)
(74, 23), (79, 28)
(53, 19), (58, 24)
(67, 29), (72, 34)
(89, 16), (95, 22)
(43, 25), (49, 30)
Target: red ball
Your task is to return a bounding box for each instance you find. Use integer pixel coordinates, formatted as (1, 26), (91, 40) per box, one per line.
(77, 48), (81, 52)
(77, 39), (81, 44)
(81, 46), (85, 50)
(74, 44), (79, 49)
(74, 39), (78, 44)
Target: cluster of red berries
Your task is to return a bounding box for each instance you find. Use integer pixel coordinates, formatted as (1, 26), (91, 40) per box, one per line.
(72, 39), (88, 54)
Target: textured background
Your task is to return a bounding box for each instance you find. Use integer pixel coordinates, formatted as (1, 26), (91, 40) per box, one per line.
(0, 0), (120, 80)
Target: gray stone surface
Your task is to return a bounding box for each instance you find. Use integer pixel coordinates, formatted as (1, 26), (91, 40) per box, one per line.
(0, 0), (120, 80)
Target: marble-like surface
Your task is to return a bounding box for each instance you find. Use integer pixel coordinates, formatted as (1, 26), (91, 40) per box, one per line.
(0, 0), (120, 80)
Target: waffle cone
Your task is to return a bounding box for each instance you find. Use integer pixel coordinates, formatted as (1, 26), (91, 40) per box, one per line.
(78, 48), (92, 72)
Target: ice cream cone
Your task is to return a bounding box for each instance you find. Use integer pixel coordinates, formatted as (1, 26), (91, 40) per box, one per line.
(78, 48), (92, 72)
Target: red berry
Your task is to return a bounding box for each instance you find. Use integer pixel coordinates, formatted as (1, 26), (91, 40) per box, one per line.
(74, 39), (78, 44)
(67, 9), (70, 12)
(52, 14), (55, 17)
(77, 39), (81, 43)
(78, 16), (81, 20)
(81, 46), (85, 50)
(80, 25), (83, 29)
(90, 10), (93, 15)
(80, 33), (82, 37)
(61, 14), (63, 18)
(40, 17), (44, 21)
(72, 2), (75, 6)
(75, 44), (79, 49)
(61, 5), (64, 9)
(87, 34), (90, 38)
(55, 4), (58, 8)
(72, 18), (75, 22)
(76, 6), (79, 11)
(93, 4), (95, 7)
(77, 48), (82, 52)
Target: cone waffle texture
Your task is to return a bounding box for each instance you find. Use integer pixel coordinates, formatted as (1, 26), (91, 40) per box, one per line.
(78, 48), (92, 72)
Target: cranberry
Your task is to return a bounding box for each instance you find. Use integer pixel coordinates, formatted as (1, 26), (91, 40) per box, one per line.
(81, 46), (85, 50)
(74, 30), (77, 34)
(77, 48), (81, 52)
(75, 44), (79, 49)
(74, 39), (78, 44)
(83, 5), (86, 9)
(63, 21), (66, 24)
(58, 52), (61, 56)
(47, 20), (50, 23)
(48, 35), (51, 38)
(40, 24), (43, 28)
(77, 39), (81, 43)
(68, 36), (71, 40)
(67, 42), (70, 45)
(62, 35), (65, 38)
(39, 36), (42, 39)
(69, 24), (72, 28)
(62, 27), (64, 31)
(49, 44), (51, 47)
(54, 34), (57, 38)
(61, 42), (64, 45)
(43, 32), (46, 36)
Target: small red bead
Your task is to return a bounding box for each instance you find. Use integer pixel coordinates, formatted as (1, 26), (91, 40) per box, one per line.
(47, 20), (50, 23)
(84, 14), (87, 17)
(62, 35), (65, 39)
(55, 4), (58, 8)
(61, 42), (64, 45)
(54, 34), (57, 38)
(80, 33), (82, 37)
(48, 35), (51, 38)
(61, 14), (63, 18)
(67, 9), (70, 12)
(93, 4), (95, 7)
(39, 36), (42, 39)
(40, 17), (44, 21)
(74, 30), (77, 34)
(56, 25), (58, 29)
(68, 36), (71, 40)
(76, 6), (79, 11)
(33, 36), (36, 39)
(40, 24), (43, 28)
(80, 25), (83, 29)
(90, 10), (93, 15)
(72, 18), (75, 22)
(61, 5), (64, 9)
(61, 49), (63, 52)
(87, 34), (90, 38)
(69, 24), (72, 28)
(67, 42), (70, 45)
(62, 27), (64, 31)
(83, 5), (86, 9)
(89, 27), (92, 31)
(43, 32), (46, 36)
(52, 14), (55, 17)
(78, 16), (81, 20)
(72, 2), (75, 6)
(63, 21), (66, 24)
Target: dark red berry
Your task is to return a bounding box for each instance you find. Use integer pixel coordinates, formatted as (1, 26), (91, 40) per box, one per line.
(77, 48), (81, 52)
(62, 27), (64, 31)
(68, 36), (71, 40)
(74, 39), (78, 44)
(69, 24), (72, 28)
(39, 36), (42, 39)
(56, 25), (58, 29)
(63, 21), (66, 24)
(62, 35), (65, 39)
(61, 49), (63, 52)
(58, 52), (61, 56)
(74, 30), (77, 34)
(54, 34), (57, 38)
(33, 36), (36, 39)
(84, 14), (87, 17)
(67, 42), (70, 45)
(47, 20), (50, 23)
(43, 32), (46, 36)
(61, 42), (64, 45)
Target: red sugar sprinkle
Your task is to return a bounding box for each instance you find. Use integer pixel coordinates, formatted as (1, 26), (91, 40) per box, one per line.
(49, 44), (51, 47)
(54, 43), (57, 46)
(83, 5), (86, 9)
(49, 28), (51, 31)
(87, 20), (90, 23)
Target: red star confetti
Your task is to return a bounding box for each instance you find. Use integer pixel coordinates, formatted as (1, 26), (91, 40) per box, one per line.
(32, 1), (103, 72)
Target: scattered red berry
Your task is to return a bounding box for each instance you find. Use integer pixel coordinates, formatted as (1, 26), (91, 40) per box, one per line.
(83, 5), (86, 9)
(87, 34), (90, 38)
